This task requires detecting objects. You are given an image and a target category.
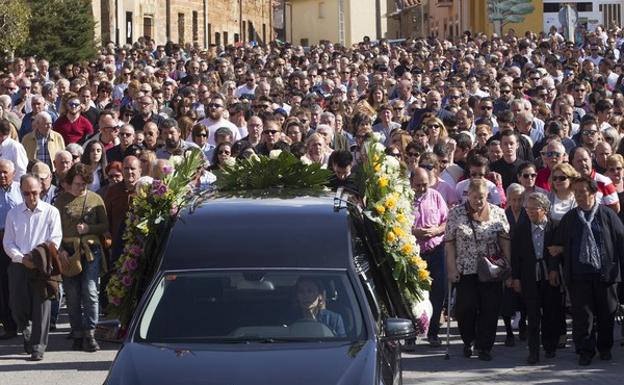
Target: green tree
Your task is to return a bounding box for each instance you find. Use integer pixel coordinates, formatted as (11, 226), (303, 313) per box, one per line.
(20, 0), (97, 65)
(488, 0), (536, 35)
(0, 0), (32, 60)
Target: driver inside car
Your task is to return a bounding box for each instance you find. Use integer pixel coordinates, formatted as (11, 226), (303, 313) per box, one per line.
(293, 278), (346, 337)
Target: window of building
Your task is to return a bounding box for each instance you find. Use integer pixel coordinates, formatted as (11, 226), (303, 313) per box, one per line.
(144, 16), (153, 39)
(319, 2), (325, 19)
(301, 38), (309, 46)
(234, 33), (240, 43)
(215, 32), (221, 46)
(208, 23), (212, 46)
(192, 11), (198, 43)
(224, 31), (229, 46)
(242, 21), (247, 42)
(178, 13), (185, 44)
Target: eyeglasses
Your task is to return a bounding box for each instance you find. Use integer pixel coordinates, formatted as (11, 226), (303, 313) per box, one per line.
(448, 95), (461, 99)
(427, 124), (440, 129)
(530, 77), (541, 81)
(543, 151), (562, 158)
(207, 103), (224, 108)
(195, 133), (208, 137)
(521, 173), (537, 179)
(263, 129), (279, 135)
(407, 151), (420, 158)
(389, 152), (401, 158)
(255, 104), (271, 109)
(68, 102), (81, 108)
(582, 130), (598, 136)
(501, 89), (512, 94)
(119, 132), (133, 137)
(419, 164), (434, 170)
(101, 125), (120, 131)
(481, 106), (493, 110)
(552, 175), (569, 182)
(71, 154), (80, 160)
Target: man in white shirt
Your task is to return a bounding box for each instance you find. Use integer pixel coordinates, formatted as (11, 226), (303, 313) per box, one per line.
(235, 72), (257, 98)
(3, 174), (62, 361)
(0, 119), (28, 181)
(199, 94), (241, 146)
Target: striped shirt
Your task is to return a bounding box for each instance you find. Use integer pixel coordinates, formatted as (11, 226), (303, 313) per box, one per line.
(591, 170), (619, 206)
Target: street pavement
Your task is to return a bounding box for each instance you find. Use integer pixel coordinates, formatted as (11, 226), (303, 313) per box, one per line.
(1, 316), (624, 385)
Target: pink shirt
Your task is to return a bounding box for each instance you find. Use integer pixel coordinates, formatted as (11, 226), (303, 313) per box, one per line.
(433, 178), (459, 207)
(412, 188), (448, 253)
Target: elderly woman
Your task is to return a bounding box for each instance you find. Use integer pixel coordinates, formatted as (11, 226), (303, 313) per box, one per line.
(445, 179), (511, 361)
(302, 133), (331, 168)
(55, 163), (108, 352)
(511, 192), (562, 364)
(502, 183), (527, 347)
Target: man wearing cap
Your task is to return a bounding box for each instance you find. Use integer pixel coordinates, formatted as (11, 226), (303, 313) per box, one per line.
(4, 174), (62, 361)
(0, 160), (21, 339)
(22, 112), (65, 171)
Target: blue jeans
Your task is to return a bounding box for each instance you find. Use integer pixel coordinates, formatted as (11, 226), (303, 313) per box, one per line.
(422, 244), (446, 338)
(63, 245), (102, 337)
(50, 284), (63, 325)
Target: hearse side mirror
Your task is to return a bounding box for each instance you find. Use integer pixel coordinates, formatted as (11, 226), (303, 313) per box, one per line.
(382, 318), (416, 340)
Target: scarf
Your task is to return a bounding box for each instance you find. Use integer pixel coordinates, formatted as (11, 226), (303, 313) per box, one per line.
(576, 203), (602, 270)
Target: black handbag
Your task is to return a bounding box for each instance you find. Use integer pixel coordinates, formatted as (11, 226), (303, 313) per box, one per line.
(466, 206), (511, 282)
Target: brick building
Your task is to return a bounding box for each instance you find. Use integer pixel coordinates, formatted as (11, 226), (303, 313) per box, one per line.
(94, 0), (274, 47)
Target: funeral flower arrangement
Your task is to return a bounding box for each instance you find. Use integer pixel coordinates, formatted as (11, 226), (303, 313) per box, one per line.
(214, 150), (332, 191)
(360, 133), (431, 303)
(106, 149), (204, 327)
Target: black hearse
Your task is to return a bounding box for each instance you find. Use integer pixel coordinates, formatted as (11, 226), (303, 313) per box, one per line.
(105, 191), (416, 385)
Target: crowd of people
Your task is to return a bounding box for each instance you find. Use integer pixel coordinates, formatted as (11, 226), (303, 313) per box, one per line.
(0, 24), (624, 365)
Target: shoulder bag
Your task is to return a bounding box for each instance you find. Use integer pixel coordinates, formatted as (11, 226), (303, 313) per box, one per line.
(466, 204), (511, 282)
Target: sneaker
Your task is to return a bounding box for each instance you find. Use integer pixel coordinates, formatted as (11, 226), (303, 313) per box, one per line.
(478, 350), (492, 361)
(49, 323), (57, 332)
(427, 336), (442, 347)
(463, 344), (473, 358)
(30, 351), (44, 361)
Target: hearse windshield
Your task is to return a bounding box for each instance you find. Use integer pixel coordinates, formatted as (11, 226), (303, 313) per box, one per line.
(136, 270), (366, 343)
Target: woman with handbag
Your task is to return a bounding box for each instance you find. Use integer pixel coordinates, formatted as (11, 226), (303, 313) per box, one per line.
(54, 163), (108, 352)
(445, 179), (511, 361)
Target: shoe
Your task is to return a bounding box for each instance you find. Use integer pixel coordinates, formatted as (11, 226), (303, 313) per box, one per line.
(0, 330), (17, 340)
(84, 330), (100, 352)
(504, 334), (515, 347)
(545, 351), (556, 359)
(402, 338), (417, 351)
(72, 338), (83, 351)
(558, 335), (567, 349)
(463, 344), (473, 358)
(427, 336), (442, 347)
(599, 351), (612, 361)
(23, 338), (33, 355)
(30, 351), (43, 361)
(527, 353), (539, 365)
(478, 350), (492, 361)
(578, 355), (592, 366)
(518, 328), (527, 341)
(49, 323), (57, 332)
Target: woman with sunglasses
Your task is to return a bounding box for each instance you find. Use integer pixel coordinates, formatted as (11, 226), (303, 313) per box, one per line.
(209, 142), (233, 171)
(516, 162), (547, 204)
(423, 117), (448, 149)
(52, 92), (94, 145)
(191, 123), (215, 161)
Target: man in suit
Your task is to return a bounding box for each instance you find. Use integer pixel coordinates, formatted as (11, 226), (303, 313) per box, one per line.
(511, 192), (562, 364)
(551, 175), (624, 366)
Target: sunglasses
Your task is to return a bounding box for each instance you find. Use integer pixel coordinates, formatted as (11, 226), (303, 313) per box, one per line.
(481, 106), (493, 110)
(263, 129), (280, 135)
(207, 103), (224, 108)
(552, 175), (569, 182)
(419, 164), (434, 170)
(543, 151), (562, 158)
(521, 173), (537, 179)
(119, 132), (133, 137)
(72, 154), (80, 160)
(195, 133), (208, 137)
(582, 130), (598, 136)
(427, 124), (440, 129)
(407, 152), (420, 157)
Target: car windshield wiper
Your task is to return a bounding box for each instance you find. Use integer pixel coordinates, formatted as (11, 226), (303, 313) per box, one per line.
(216, 337), (317, 343)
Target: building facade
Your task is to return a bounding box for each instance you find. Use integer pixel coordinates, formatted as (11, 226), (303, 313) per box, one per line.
(93, 0), (273, 48)
(285, 0), (392, 46)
